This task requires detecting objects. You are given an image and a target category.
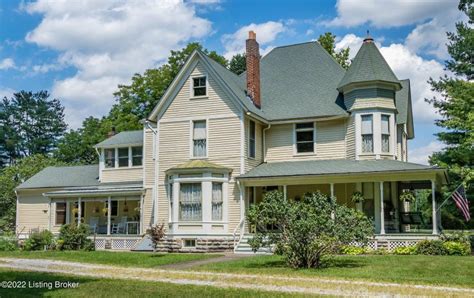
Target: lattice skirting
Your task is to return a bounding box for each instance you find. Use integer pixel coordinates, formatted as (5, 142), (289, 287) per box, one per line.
(93, 238), (140, 250)
(94, 239), (106, 250)
(351, 239), (419, 251)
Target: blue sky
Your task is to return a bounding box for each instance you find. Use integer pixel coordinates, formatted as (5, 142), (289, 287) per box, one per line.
(0, 0), (464, 164)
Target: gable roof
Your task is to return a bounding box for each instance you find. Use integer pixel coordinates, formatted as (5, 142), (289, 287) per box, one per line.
(396, 79), (414, 138)
(94, 130), (143, 148)
(17, 165), (100, 190)
(338, 42), (401, 91)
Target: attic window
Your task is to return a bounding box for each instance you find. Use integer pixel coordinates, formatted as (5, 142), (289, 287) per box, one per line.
(192, 76), (207, 97)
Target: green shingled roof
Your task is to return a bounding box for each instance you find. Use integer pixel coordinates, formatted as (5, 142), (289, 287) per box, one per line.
(94, 130), (143, 148)
(17, 165), (100, 189)
(167, 160), (231, 172)
(338, 41), (401, 90)
(238, 159), (440, 179)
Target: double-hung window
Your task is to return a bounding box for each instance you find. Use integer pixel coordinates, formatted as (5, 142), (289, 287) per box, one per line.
(295, 122), (315, 154)
(192, 120), (207, 158)
(192, 76), (207, 97)
(118, 148), (129, 167)
(55, 202), (66, 225)
(132, 146), (143, 166)
(249, 120), (256, 158)
(104, 149), (115, 168)
(212, 182), (223, 221)
(179, 183), (202, 221)
(381, 115), (390, 153)
(361, 115), (373, 153)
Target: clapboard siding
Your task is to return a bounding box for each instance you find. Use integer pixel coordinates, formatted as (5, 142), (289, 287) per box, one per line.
(265, 119), (347, 162)
(101, 167), (142, 183)
(144, 127), (155, 188)
(16, 190), (50, 234)
(351, 98), (396, 111)
(244, 117), (264, 172)
(346, 116), (356, 159)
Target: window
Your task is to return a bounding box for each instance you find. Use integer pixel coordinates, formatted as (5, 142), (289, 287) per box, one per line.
(118, 148), (129, 167)
(55, 202), (66, 225)
(104, 149), (115, 168)
(179, 183), (202, 221)
(105, 200), (118, 217)
(295, 122), (314, 153)
(381, 115), (390, 153)
(248, 120), (256, 158)
(361, 115), (373, 153)
(132, 146), (143, 166)
(212, 182), (223, 221)
(183, 239), (196, 247)
(192, 76), (206, 97)
(192, 120), (207, 157)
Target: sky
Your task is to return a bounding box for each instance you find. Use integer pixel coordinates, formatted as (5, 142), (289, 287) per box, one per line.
(0, 0), (464, 164)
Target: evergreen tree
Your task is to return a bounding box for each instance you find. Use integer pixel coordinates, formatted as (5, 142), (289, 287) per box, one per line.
(427, 0), (473, 228)
(229, 53), (247, 75)
(317, 32), (351, 69)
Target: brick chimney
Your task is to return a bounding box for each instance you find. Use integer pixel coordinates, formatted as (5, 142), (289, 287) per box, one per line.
(246, 31), (261, 108)
(107, 127), (116, 138)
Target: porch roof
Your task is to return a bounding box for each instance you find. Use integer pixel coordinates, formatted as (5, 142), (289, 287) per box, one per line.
(238, 159), (447, 182)
(43, 182), (143, 198)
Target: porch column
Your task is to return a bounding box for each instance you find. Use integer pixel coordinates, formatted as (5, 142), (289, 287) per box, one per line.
(431, 180), (438, 235)
(140, 194), (144, 235)
(283, 185), (287, 201)
(330, 183), (335, 219)
(77, 197), (82, 226)
(107, 196), (111, 236)
(48, 199), (52, 231)
(379, 182), (385, 235)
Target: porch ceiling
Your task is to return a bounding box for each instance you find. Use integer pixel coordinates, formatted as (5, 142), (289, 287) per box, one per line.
(238, 159), (447, 186)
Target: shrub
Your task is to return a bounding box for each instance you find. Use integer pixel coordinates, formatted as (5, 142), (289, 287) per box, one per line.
(415, 240), (447, 255)
(440, 231), (471, 243)
(247, 191), (374, 269)
(341, 245), (366, 255)
(0, 236), (17, 251)
(393, 246), (417, 255)
(24, 230), (53, 251)
(148, 223), (166, 252)
(367, 248), (390, 255)
(58, 223), (93, 250)
(443, 241), (471, 256)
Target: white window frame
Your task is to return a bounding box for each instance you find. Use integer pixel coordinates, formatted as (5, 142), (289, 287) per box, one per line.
(361, 114), (374, 153)
(248, 119), (256, 159)
(190, 119), (208, 159)
(381, 114), (391, 153)
(190, 75), (207, 99)
(102, 146), (143, 169)
(293, 122), (316, 155)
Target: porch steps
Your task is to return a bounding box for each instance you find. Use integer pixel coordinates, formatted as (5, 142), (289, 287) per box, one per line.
(234, 234), (272, 255)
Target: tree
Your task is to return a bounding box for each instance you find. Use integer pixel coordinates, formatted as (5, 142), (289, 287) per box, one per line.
(247, 191), (373, 269)
(229, 53), (246, 75)
(427, 0), (473, 229)
(0, 155), (65, 232)
(317, 32), (351, 69)
(0, 91), (67, 166)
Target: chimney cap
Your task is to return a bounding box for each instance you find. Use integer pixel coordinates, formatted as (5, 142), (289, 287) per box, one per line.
(363, 30), (374, 43)
(248, 31), (256, 40)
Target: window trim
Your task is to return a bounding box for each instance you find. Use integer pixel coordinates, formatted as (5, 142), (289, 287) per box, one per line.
(293, 122), (316, 155)
(179, 182), (203, 222)
(102, 146), (143, 169)
(55, 202), (67, 226)
(131, 146), (143, 166)
(190, 75), (208, 99)
(248, 119), (256, 159)
(381, 114), (391, 153)
(360, 114), (374, 154)
(118, 147), (129, 168)
(190, 119), (208, 159)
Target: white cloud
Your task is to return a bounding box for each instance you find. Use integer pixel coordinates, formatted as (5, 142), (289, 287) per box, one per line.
(221, 21), (285, 59)
(409, 141), (444, 165)
(335, 34), (363, 59)
(24, 0), (212, 128)
(0, 58), (15, 70)
(0, 87), (15, 99)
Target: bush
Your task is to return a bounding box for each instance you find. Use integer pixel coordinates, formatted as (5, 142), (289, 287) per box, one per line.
(393, 246), (417, 255)
(367, 248), (390, 255)
(0, 236), (17, 251)
(148, 223), (166, 252)
(415, 240), (447, 255)
(443, 241), (471, 256)
(247, 191), (374, 269)
(24, 230), (53, 251)
(341, 245), (366, 255)
(58, 223), (93, 250)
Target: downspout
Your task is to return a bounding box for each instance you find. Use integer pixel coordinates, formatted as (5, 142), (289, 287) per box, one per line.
(145, 120), (159, 225)
(263, 124), (271, 162)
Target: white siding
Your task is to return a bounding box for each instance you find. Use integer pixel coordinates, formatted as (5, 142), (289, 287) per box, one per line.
(101, 167), (142, 183)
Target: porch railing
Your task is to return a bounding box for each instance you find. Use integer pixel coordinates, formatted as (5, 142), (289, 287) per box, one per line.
(232, 217), (245, 251)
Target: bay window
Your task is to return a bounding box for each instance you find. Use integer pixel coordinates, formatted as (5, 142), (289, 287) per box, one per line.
(212, 182), (223, 220)
(295, 122), (315, 153)
(381, 115), (390, 153)
(192, 120), (207, 158)
(179, 183), (202, 221)
(361, 115), (373, 153)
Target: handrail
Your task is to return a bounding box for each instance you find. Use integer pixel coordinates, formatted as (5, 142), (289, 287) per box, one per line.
(232, 217), (245, 249)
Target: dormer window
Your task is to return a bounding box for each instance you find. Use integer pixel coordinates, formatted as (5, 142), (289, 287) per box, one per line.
(361, 115), (373, 153)
(118, 148), (129, 167)
(381, 115), (390, 153)
(105, 149), (115, 168)
(103, 146), (143, 169)
(132, 146), (143, 166)
(192, 76), (207, 97)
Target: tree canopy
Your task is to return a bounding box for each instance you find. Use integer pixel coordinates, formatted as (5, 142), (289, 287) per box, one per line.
(317, 32), (351, 69)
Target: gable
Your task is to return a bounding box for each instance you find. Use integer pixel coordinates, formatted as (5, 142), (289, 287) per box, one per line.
(159, 60), (242, 121)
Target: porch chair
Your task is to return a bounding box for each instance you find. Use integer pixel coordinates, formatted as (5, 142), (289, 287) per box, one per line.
(89, 217), (99, 234)
(111, 216), (128, 234)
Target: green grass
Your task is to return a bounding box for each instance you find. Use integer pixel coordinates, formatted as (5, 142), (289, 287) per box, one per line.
(194, 254), (474, 288)
(0, 269), (302, 297)
(0, 250), (220, 268)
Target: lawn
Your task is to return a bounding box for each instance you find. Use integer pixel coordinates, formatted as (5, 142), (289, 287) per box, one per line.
(0, 250), (220, 268)
(193, 254), (474, 288)
(0, 269), (302, 298)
